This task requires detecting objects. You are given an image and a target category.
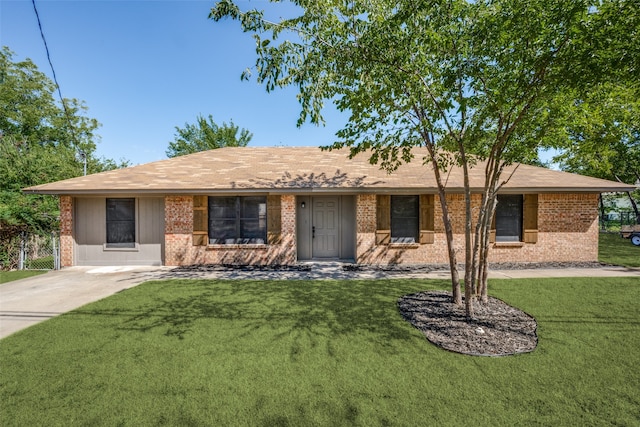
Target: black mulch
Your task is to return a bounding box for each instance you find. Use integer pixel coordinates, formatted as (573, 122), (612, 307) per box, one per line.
(398, 291), (538, 357)
(345, 261), (610, 272)
(172, 264), (312, 272)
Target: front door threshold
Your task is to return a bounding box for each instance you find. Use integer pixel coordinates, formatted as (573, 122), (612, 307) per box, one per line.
(297, 259), (355, 266)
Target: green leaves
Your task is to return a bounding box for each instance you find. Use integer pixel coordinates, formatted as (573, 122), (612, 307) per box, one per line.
(211, 0), (638, 310)
(165, 114), (252, 158)
(551, 84), (640, 183)
(211, 0), (636, 168)
(0, 47), (123, 244)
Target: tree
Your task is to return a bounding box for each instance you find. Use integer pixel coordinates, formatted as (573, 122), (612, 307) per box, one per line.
(0, 47), (126, 269)
(545, 84), (640, 223)
(166, 114), (252, 158)
(211, 0), (636, 318)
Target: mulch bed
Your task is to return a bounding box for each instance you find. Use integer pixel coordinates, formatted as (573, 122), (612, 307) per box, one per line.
(398, 291), (538, 357)
(172, 264), (312, 272)
(346, 261), (609, 272)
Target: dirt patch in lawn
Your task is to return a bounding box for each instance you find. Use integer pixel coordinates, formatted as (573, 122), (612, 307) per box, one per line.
(398, 291), (537, 357)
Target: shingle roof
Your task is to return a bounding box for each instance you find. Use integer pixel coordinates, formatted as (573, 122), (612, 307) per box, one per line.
(23, 146), (636, 195)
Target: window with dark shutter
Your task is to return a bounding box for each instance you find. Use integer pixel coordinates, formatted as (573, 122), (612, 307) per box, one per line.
(208, 196), (267, 244)
(391, 195), (419, 243)
(377, 195), (433, 245)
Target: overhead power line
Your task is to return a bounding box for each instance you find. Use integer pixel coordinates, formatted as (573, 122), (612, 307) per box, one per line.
(31, 0), (80, 150)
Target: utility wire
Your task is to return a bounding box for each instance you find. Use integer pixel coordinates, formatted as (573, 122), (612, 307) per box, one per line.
(31, 0), (80, 151)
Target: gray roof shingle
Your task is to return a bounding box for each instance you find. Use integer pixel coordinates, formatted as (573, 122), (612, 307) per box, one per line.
(23, 146), (636, 195)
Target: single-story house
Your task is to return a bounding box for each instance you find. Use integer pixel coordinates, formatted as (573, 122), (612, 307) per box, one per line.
(24, 146), (635, 267)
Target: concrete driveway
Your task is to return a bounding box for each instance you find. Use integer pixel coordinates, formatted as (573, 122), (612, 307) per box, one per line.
(2, 263), (639, 339)
(0, 266), (168, 339)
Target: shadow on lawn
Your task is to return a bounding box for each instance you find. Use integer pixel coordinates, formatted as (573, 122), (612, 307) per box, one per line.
(73, 279), (443, 347)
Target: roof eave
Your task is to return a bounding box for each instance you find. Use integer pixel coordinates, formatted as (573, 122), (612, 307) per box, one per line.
(23, 185), (637, 196)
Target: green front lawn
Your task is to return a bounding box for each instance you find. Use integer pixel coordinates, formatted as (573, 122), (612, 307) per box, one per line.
(0, 270), (46, 284)
(1, 277), (639, 426)
(599, 231), (640, 267)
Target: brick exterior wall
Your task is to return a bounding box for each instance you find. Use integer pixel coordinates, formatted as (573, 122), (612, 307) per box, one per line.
(164, 195), (297, 266)
(485, 193), (598, 263)
(59, 195), (74, 267)
(355, 192), (599, 265)
(59, 192), (598, 267)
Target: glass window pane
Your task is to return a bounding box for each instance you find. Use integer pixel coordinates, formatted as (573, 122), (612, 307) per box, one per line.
(391, 218), (419, 243)
(495, 195), (523, 242)
(106, 198), (135, 221)
(240, 197), (267, 242)
(209, 219), (237, 243)
(209, 197), (236, 219)
(240, 219), (264, 239)
(106, 199), (135, 247)
(240, 197), (263, 218)
(391, 195), (418, 218)
(391, 195), (419, 241)
(107, 221), (135, 244)
(208, 196), (267, 244)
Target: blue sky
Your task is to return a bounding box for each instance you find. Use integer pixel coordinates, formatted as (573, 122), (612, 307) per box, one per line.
(1, 0), (346, 165)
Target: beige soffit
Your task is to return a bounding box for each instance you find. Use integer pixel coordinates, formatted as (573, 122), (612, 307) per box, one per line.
(23, 146), (637, 195)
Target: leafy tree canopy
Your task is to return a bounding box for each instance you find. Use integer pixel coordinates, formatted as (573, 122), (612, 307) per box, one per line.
(547, 83), (640, 221)
(211, 0), (637, 164)
(166, 114), (252, 158)
(0, 46), (126, 248)
(211, 0), (638, 314)
(551, 85), (639, 182)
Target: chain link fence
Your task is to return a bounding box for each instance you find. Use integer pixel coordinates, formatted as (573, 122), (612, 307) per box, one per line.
(599, 211), (639, 232)
(0, 232), (60, 271)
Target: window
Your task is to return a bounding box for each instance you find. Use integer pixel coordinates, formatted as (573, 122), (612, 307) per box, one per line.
(106, 198), (136, 248)
(376, 194), (433, 245)
(495, 195), (523, 242)
(208, 196), (267, 244)
(391, 195), (419, 243)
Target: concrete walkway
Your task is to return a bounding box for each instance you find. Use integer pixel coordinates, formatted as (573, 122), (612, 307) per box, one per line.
(1, 263), (639, 339)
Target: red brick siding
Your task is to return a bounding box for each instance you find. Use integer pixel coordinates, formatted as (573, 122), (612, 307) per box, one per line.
(164, 195), (296, 266)
(164, 195), (192, 234)
(60, 191), (599, 267)
(356, 192), (599, 265)
(59, 196), (74, 267)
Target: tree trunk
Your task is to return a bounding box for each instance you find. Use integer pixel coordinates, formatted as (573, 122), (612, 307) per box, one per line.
(428, 152), (462, 306)
(478, 196), (497, 303)
(417, 128), (462, 305)
(474, 139), (507, 305)
(598, 195), (606, 231)
(436, 181), (462, 305)
(625, 192), (640, 225)
(459, 150), (475, 320)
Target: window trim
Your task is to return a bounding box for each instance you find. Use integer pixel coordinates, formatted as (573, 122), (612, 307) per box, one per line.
(103, 242), (140, 252)
(376, 194), (435, 245)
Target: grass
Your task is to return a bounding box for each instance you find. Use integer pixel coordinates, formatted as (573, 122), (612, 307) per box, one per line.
(599, 231), (640, 267)
(0, 270), (47, 284)
(1, 277), (639, 426)
(24, 255), (54, 270)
